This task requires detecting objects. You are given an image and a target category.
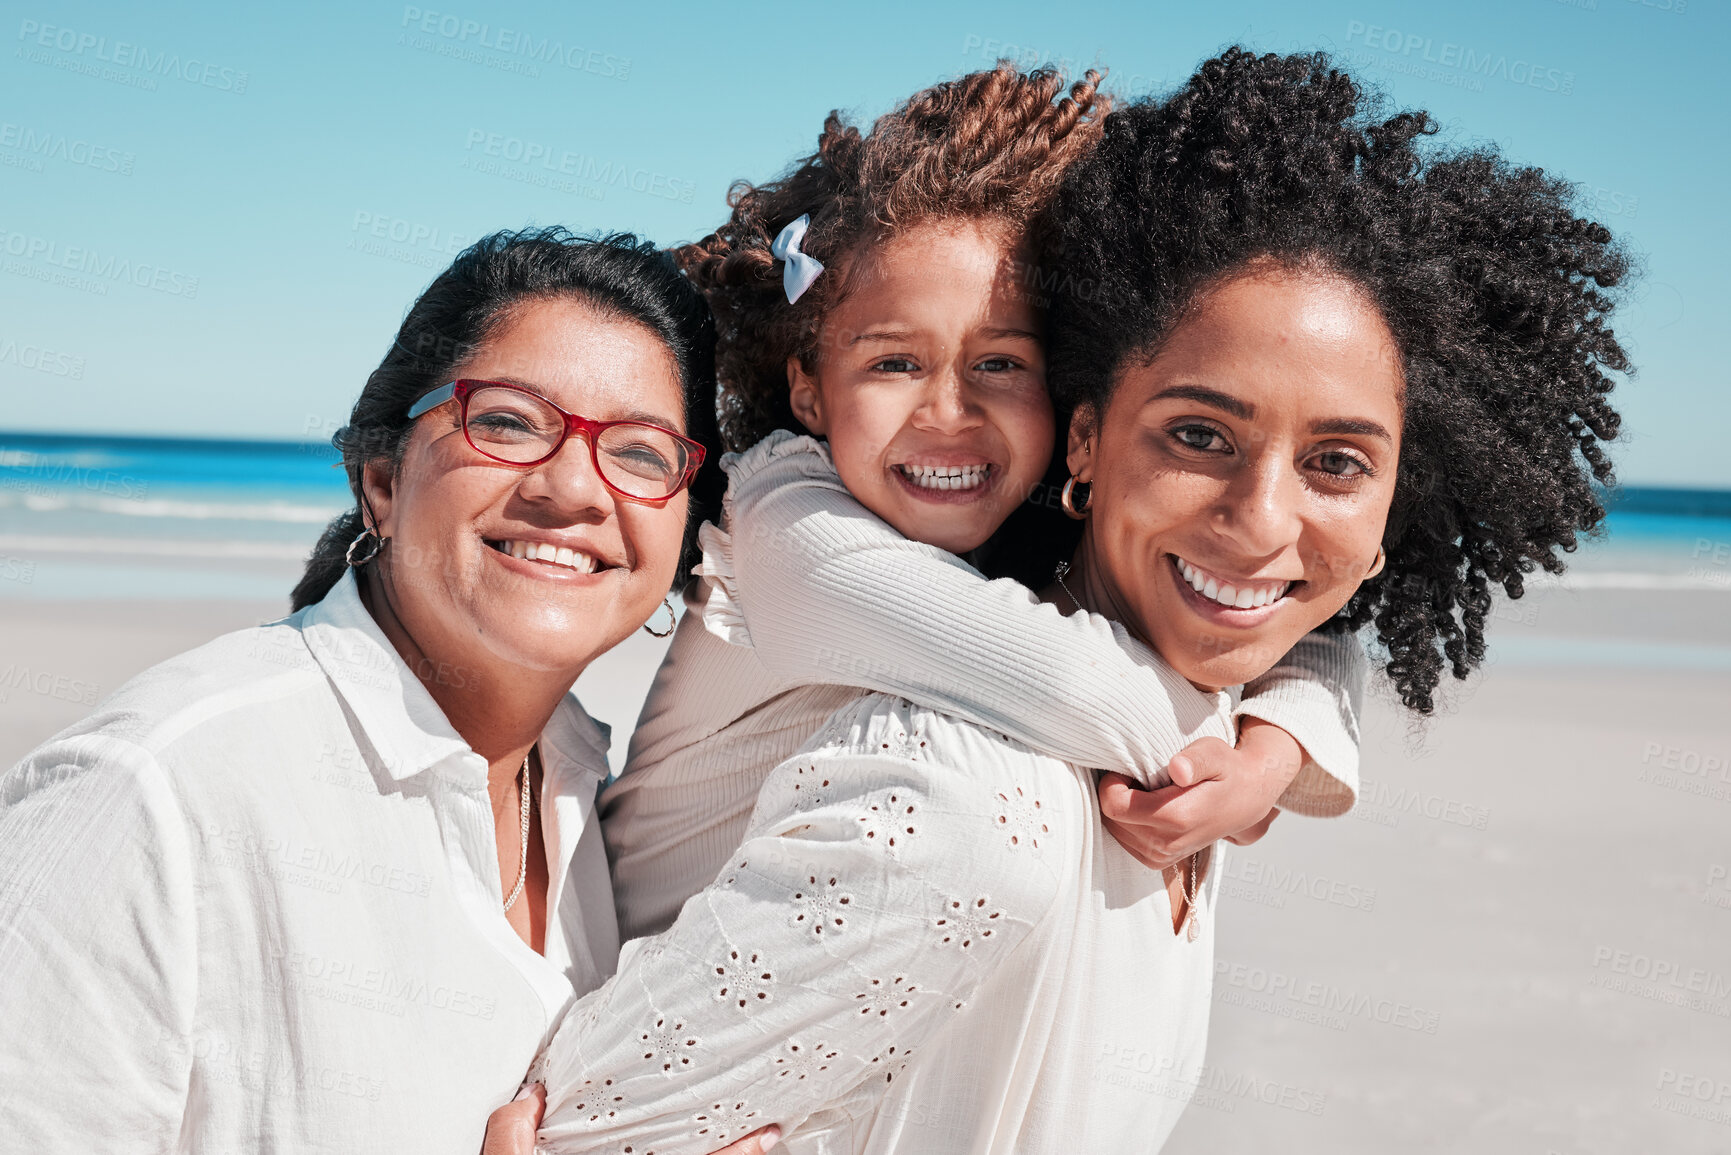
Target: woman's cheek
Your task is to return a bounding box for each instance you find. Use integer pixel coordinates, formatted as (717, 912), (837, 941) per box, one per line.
(626, 500), (689, 592)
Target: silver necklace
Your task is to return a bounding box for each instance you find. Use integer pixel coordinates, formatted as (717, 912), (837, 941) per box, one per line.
(1177, 851), (1201, 941)
(501, 751), (532, 914)
(1058, 559), (1202, 937)
(1053, 559), (1082, 613)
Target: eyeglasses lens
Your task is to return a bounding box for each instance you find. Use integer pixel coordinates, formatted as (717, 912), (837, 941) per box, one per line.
(464, 386), (690, 500)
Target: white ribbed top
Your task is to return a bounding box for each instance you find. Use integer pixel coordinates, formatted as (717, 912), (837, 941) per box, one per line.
(603, 432), (1365, 942)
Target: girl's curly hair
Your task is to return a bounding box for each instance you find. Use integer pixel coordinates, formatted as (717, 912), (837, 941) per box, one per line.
(675, 62), (1110, 451)
(1045, 48), (1631, 713)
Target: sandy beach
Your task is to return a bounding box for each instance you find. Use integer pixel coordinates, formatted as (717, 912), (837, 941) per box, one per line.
(4, 583), (1729, 1152)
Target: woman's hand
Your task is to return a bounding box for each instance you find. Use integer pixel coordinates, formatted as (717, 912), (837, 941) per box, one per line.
(480, 1084), (781, 1155)
(481, 1084), (544, 1155)
(1099, 719), (1303, 870)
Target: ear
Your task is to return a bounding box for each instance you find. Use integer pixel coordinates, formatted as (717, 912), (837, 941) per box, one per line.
(359, 456), (398, 537)
(787, 356), (827, 436)
(1064, 404), (1099, 483)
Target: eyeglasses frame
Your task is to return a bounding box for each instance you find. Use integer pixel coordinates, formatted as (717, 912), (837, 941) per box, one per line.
(405, 378), (706, 506)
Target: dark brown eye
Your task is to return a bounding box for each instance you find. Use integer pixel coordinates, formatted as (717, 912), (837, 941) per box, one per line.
(1173, 424), (1226, 452)
(1314, 450), (1370, 478)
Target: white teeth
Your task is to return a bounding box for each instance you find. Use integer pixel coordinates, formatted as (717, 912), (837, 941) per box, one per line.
(496, 540), (598, 574)
(898, 464), (990, 491)
(1173, 555), (1289, 610)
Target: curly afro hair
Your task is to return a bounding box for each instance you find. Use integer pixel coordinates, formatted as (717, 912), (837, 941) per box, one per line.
(675, 62), (1110, 451)
(1045, 48), (1631, 713)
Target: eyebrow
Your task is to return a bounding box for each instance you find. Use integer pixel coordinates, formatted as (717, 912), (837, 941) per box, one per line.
(1152, 383), (1394, 443)
(1151, 384), (1254, 420)
(483, 375), (682, 430)
(848, 329), (917, 345)
(846, 326), (1041, 346)
(978, 326), (1041, 342)
(1310, 417), (1394, 444)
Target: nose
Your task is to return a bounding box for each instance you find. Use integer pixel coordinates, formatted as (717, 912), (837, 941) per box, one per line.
(1211, 449), (1303, 561)
(518, 431), (614, 516)
(910, 364), (984, 436)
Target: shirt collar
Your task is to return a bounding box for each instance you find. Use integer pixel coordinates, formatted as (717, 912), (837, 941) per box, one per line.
(297, 570), (611, 786)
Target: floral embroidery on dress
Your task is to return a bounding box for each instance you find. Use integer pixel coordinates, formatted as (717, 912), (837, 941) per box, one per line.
(639, 1014), (700, 1073)
(857, 790), (918, 852)
(714, 948), (774, 1010)
(855, 974), (919, 1020)
(790, 875), (853, 936)
(566, 1075), (627, 1124)
(868, 1043), (916, 1084)
(933, 895), (1004, 950)
(774, 1040), (840, 1081)
(875, 714), (930, 762)
(993, 785), (1049, 851)
(692, 1098), (761, 1145)
(785, 764), (832, 815)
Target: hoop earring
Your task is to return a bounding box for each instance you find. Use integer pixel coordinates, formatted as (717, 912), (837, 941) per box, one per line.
(1365, 546), (1386, 579)
(345, 526), (385, 567)
(642, 597), (677, 638)
(1060, 476), (1092, 521)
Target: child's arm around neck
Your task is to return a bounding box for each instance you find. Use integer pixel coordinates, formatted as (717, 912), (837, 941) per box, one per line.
(705, 430), (1365, 803)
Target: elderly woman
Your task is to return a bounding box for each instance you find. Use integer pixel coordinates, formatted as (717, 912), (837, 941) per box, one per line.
(0, 229), (770, 1154)
(511, 49), (1628, 1152)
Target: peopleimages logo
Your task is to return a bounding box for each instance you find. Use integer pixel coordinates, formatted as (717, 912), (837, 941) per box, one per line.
(16, 19), (250, 93)
(1345, 20), (1576, 96)
(399, 7), (630, 80)
(462, 130), (696, 203)
(0, 228), (199, 297)
(0, 122), (133, 174)
(0, 335), (85, 379)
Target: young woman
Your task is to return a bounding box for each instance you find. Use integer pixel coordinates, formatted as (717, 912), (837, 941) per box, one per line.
(0, 230), (768, 1155)
(524, 49), (1627, 1151)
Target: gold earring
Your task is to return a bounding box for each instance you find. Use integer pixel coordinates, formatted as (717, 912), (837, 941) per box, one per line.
(642, 597), (677, 638)
(1060, 476), (1091, 520)
(1365, 546), (1386, 579)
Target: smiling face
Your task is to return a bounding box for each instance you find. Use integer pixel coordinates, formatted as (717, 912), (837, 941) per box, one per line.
(1066, 265), (1405, 690)
(788, 218), (1055, 555)
(362, 295), (690, 681)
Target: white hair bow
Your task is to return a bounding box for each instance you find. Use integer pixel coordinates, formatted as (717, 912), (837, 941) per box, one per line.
(770, 214), (824, 304)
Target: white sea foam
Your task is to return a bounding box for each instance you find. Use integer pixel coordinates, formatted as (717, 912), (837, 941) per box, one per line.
(0, 490), (342, 523)
(1526, 571), (1731, 591)
(0, 534), (311, 560)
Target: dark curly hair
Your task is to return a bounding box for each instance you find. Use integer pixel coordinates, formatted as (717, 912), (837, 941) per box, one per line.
(675, 62), (1110, 451)
(291, 227), (721, 611)
(1044, 48), (1631, 713)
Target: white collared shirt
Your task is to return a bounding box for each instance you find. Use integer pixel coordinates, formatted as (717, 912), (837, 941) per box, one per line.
(0, 570), (619, 1154)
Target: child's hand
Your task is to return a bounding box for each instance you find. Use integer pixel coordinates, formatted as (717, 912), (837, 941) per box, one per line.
(1099, 719), (1305, 870)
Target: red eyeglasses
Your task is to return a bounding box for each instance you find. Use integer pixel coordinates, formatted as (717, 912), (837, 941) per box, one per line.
(407, 379), (706, 505)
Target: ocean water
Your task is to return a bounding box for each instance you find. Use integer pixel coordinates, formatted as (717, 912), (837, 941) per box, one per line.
(0, 433), (351, 602)
(2, 431), (1728, 606)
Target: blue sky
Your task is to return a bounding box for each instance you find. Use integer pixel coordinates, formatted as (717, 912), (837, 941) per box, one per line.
(1, 0), (1724, 487)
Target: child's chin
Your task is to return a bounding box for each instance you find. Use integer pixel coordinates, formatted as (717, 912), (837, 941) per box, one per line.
(905, 520), (996, 556)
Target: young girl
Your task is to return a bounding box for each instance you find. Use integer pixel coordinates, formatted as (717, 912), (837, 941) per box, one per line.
(603, 62), (1367, 948)
(511, 64), (1368, 1152)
